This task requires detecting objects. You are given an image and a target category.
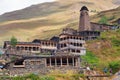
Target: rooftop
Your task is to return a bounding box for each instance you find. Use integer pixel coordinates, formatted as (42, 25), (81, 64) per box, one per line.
(80, 6), (89, 11)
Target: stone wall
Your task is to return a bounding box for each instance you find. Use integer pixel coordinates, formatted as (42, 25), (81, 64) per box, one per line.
(7, 57), (82, 76)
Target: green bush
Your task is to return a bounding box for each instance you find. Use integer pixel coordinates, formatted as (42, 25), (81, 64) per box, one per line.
(98, 16), (108, 24)
(109, 61), (120, 74)
(10, 36), (17, 47)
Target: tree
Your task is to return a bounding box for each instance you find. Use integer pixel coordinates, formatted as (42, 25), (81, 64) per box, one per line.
(10, 36), (17, 48)
(98, 16), (108, 24)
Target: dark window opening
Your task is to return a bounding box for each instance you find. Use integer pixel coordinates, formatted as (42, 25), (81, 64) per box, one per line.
(80, 43), (82, 47)
(16, 46), (20, 50)
(29, 47), (32, 51)
(77, 50), (80, 53)
(68, 58), (73, 66)
(70, 42), (73, 45)
(57, 58), (61, 66)
(62, 58), (67, 65)
(77, 43), (79, 46)
(51, 58), (55, 65)
(61, 44), (63, 48)
(42, 42), (44, 45)
(47, 58), (50, 66)
(73, 37), (76, 39)
(64, 37), (66, 40)
(21, 47), (24, 50)
(14, 59), (24, 65)
(74, 43), (76, 46)
(72, 49), (75, 52)
(33, 47), (36, 51)
(25, 47), (28, 50)
(67, 36), (69, 39)
(64, 44), (67, 47)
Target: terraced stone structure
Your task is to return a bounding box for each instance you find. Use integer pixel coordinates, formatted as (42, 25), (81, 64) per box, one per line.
(3, 6), (113, 76)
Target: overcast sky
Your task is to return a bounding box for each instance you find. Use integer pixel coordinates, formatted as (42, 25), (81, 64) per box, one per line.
(0, 0), (55, 15)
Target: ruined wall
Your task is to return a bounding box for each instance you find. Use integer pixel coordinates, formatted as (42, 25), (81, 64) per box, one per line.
(7, 58), (46, 76)
(7, 57), (82, 76)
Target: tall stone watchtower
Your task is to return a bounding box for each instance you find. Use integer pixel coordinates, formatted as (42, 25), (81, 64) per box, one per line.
(78, 6), (100, 40)
(79, 6), (91, 31)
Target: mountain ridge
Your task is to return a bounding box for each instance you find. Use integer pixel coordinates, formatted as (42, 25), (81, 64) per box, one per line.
(0, 0), (119, 22)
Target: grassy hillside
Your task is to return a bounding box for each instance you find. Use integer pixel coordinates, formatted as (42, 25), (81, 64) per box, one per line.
(91, 6), (120, 24)
(0, 0), (119, 46)
(85, 29), (120, 70)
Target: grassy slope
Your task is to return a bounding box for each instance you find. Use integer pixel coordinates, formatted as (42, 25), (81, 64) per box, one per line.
(0, 0), (119, 46)
(86, 29), (120, 68)
(87, 6), (120, 68)
(91, 6), (120, 24)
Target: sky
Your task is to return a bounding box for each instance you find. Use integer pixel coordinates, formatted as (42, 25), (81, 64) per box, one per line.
(0, 0), (55, 15)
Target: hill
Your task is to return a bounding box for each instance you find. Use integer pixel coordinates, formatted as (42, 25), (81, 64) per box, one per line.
(86, 29), (120, 65)
(0, 0), (119, 46)
(91, 6), (120, 24)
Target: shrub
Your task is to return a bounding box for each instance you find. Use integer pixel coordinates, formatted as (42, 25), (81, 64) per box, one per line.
(108, 61), (120, 74)
(98, 16), (108, 24)
(10, 36), (17, 48)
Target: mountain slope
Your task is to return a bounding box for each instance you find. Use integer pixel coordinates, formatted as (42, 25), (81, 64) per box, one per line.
(0, 0), (119, 46)
(91, 6), (120, 24)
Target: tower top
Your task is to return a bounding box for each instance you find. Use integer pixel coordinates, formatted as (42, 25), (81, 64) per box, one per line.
(80, 6), (89, 11)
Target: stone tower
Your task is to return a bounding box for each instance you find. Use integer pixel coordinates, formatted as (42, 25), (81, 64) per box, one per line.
(79, 6), (91, 31)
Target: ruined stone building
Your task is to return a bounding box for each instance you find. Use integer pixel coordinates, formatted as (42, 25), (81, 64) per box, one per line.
(90, 22), (119, 31)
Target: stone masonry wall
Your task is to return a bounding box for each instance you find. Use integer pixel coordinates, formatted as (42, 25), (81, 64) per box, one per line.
(7, 58), (82, 76)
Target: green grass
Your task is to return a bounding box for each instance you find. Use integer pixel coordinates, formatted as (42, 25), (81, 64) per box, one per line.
(0, 73), (85, 80)
(81, 50), (99, 65)
(11, 74), (55, 80)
